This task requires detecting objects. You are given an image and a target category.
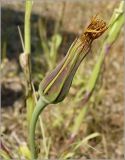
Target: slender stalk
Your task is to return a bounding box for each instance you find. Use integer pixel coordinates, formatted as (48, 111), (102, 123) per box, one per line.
(18, 26), (25, 52)
(86, 1), (124, 93)
(71, 105), (88, 139)
(29, 97), (48, 160)
(24, 0), (34, 127)
(70, 0), (124, 140)
(25, 0), (32, 54)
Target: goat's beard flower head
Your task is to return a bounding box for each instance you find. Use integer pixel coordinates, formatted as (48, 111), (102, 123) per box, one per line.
(39, 15), (108, 104)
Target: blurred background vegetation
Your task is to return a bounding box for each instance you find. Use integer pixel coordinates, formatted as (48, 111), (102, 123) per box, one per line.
(1, 0), (124, 159)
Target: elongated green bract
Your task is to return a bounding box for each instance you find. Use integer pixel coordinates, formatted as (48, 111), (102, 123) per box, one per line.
(39, 15), (107, 103)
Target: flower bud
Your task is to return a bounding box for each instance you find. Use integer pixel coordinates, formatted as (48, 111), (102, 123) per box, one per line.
(39, 15), (107, 104)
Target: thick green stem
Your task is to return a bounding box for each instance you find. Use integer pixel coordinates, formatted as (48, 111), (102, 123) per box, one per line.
(29, 97), (47, 159)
